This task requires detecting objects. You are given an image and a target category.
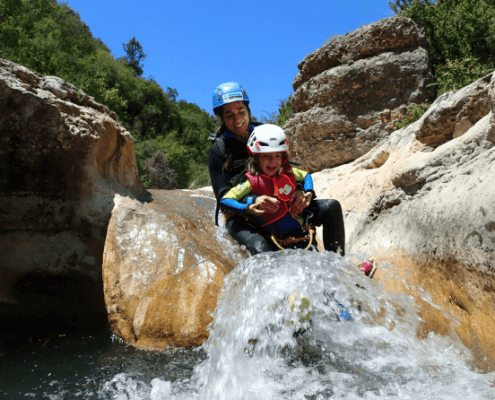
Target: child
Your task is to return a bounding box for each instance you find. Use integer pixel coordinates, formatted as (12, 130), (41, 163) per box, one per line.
(220, 124), (316, 251)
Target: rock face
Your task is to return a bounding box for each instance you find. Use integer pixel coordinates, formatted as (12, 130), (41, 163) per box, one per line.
(0, 58), (148, 331)
(312, 72), (495, 368)
(102, 189), (247, 349)
(285, 16), (436, 172)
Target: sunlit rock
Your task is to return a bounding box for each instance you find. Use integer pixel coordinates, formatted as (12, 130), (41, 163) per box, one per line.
(293, 16), (429, 91)
(313, 72), (495, 369)
(0, 58), (148, 330)
(102, 189), (247, 349)
(285, 16), (435, 172)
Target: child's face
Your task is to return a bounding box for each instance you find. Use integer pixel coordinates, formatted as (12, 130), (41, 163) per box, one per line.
(259, 152), (283, 177)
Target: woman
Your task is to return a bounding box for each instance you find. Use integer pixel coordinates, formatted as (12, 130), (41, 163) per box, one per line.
(207, 82), (345, 256)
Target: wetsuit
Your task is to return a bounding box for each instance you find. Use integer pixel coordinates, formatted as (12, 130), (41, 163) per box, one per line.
(207, 127), (345, 256)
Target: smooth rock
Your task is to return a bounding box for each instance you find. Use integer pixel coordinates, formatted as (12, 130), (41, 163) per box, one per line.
(0, 58), (147, 330)
(102, 190), (247, 349)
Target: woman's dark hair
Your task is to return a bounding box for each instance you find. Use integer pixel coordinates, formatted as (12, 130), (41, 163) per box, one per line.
(245, 153), (290, 176)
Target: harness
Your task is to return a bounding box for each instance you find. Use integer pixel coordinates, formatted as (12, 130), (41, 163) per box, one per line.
(247, 171), (316, 251)
(269, 224), (315, 251)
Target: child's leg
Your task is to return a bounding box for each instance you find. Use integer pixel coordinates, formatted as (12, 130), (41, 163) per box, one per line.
(225, 215), (279, 255)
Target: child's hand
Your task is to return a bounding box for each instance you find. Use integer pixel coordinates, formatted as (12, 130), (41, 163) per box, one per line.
(289, 191), (312, 215)
(246, 195), (279, 215)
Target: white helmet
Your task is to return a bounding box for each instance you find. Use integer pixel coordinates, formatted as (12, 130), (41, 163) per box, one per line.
(247, 124), (289, 155)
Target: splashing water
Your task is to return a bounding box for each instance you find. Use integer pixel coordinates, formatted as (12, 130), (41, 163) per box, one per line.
(4, 250), (495, 399)
(187, 250), (495, 400)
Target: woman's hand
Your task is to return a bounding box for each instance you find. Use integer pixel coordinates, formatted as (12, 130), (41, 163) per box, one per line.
(246, 195), (280, 215)
(289, 190), (312, 215)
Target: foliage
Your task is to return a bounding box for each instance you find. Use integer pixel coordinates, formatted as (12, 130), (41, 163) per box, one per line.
(431, 58), (494, 96)
(391, 0), (495, 106)
(401, 0), (495, 68)
(120, 36), (146, 77)
(388, 0), (436, 15)
(260, 96), (293, 127)
(0, 0), (217, 189)
(396, 102), (432, 129)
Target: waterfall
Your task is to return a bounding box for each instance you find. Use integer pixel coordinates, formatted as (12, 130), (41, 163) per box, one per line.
(2, 250), (494, 399)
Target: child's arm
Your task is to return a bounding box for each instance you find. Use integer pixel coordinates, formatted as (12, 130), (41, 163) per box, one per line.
(293, 168), (316, 200)
(221, 180), (279, 215)
(220, 180), (253, 213)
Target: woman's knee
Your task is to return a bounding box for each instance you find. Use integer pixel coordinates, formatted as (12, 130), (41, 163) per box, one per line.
(311, 199), (343, 225)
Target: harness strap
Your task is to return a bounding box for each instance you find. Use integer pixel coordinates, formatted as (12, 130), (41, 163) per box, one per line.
(270, 225), (315, 251)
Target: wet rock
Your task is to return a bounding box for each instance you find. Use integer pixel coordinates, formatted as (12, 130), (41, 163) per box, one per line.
(0, 58), (148, 330)
(102, 190), (247, 349)
(285, 16), (435, 172)
(312, 73), (495, 366)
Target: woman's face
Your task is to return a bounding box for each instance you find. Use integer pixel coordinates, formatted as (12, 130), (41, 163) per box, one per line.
(222, 102), (250, 141)
(259, 152), (283, 177)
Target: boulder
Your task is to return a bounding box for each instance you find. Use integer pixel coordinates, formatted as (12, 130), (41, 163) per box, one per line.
(0, 58), (148, 332)
(312, 72), (495, 368)
(285, 16), (435, 173)
(293, 16), (428, 91)
(102, 189), (247, 350)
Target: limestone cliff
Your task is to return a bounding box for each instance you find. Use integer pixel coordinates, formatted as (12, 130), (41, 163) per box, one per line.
(285, 16), (435, 172)
(312, 72), (495, 369)
(0, 58), (148, 332)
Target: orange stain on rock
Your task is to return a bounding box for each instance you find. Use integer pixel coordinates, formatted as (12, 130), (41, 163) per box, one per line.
(370, 250), (495, 372)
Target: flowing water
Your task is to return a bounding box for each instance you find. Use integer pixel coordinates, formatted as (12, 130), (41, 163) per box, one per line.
(2, 250), (495, 399)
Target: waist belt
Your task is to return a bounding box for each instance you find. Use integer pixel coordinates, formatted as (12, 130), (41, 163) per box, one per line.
(270, 225), (315, 251)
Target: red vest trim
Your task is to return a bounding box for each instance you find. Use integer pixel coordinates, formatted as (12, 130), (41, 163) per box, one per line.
(246, 172), (297, 227)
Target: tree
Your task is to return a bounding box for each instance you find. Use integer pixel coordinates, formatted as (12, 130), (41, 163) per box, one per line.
(402, 0), (495, 66)
(122, 36), (147, 77)
(166, 87), (178, 102)
(388, 0), (436, 15)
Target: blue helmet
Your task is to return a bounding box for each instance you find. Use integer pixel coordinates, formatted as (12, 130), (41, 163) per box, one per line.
(212, 82), (249, 112)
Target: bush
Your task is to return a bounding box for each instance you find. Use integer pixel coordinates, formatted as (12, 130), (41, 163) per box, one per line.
(403, 0), (495, 66)
(401, 0), (495, 96)
(260, 96), (293, 126)
(429, 58), (494, 96)
(396, 102), (432, 129)
(0, 0), (218, 189)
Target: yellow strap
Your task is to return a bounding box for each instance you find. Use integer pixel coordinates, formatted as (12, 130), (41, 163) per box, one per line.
(270, 226), (315, 251)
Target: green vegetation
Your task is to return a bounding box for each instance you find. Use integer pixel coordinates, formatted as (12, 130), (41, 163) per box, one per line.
(396, 102), (432, 129)
(388, 0), (495, 125)
(432, 58), (494, 96)
(0, 0), (217, 189)
(392, 0), (495, 94)
(260, 96), (293, 127)
(388, 0), (436, 16)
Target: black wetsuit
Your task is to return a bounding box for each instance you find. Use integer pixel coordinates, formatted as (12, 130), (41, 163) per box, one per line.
(207, 127), (346, 256)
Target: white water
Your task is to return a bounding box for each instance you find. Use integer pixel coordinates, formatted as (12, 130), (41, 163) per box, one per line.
(7, 246), (495, 399)
(96, 250), (495, 400)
